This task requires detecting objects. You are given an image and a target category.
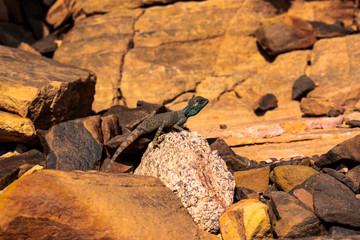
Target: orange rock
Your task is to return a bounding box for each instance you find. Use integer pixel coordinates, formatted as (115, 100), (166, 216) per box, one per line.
(234, 166), (270, 193)
(0, 170), (202, 239)
(219, 199), (272, 240)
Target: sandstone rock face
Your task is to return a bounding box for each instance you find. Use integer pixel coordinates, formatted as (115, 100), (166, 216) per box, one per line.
(135, 131), (235, 233)
(300, 34), (360, 116)
(0, 45), (95, 130)
(0, 170), (202, 239)
(54, 9), (143, 112)
(268, 191), (326, 238)
(219, 199), (272, 240)
(42, 120), (102, 170)
(256, 15), (316, 55)
(0, 111), (36, 143)
(234, 166), (270, 193)
(271, 165), (319, 192)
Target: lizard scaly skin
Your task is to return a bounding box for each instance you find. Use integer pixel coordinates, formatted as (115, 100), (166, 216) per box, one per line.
(103, 96), (209, 172)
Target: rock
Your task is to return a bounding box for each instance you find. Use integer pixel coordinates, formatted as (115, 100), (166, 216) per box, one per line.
(313, 174), (360, 228)
(289, 173), (334, 195)
(101, 115), (121, 144)
(0, 170), (203, 239)
(292, 75), (315, 101)
(0, 111), (36, 143)
(0, 0), (8, 22)
(0, 45), (95, 130)
(0, 22), (35, 47)
(70, 0), (178, 18)
(268, 191), (326, 238)
(280, 121), (308, 133)
(20, 0), (49, 40)
(270, 165), (319, 192)
(135, 131), (235, 233)
(292, 188), (314, 211)
(17, 42), (41, 55)
(347, 120), (360, 128)
(309, 21), (353, 38)
(315, 134), (360, 168)
(322, 168), (358, 193)
(347, 166), (360, 193)
(219, 199), (272, 240)
(253, 93), (278, 115)
(328, 226), (360, 237)
(54, 9), (143, 112)
(0, 150), (46, 190)
(234, 187), (259, 202)
(0, 150), (45, 179)
(327, 108), (345, 117)
(207, 137), (252, 173)
(256, 15), (316, 55)
(304, 116), (344, 129)
(300, 35), (360, 116)
(45, 0), (71, 28)
(42, 120), (102, 171)
(233, 166), (270, 193)
(300, 98), (332, 117)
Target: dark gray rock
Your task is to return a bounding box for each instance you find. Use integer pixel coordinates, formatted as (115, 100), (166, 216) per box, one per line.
(327, 107), (345, 117)
(346, 120), (360, 128)
(292, 75), (315, 101)
(207, 137), (254, 172)
(308, 21), (353, 38)
(253, 93), (278, 116)
(313, 175), (360, 227)
(322, 168), (358, 193)
(42, 121), (102, 171)
(315, 135), (360, 168)
(268, 191), (326, 238)
(347, 166), (360, 193)
(328, 226), (360, 237)
(0, 149), (45, 178)
(289, 173), (334, 195)
(234, 187), (259, 202)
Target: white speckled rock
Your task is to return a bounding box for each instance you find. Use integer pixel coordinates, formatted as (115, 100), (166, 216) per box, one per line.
(134, 131), (235, 233)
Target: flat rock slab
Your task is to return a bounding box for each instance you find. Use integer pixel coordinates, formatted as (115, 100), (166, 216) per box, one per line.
(0, 45), (95, 130)
(0, 110), (36, 143)
(135, 131), (235, 233)
(42, 120), (102, 171)
(0, 170), (202, 239)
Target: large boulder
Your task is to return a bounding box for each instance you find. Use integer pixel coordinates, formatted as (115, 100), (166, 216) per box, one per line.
(0, 45), (95, 131)
(0, 170), (204, 239)
(135, 131), (235, 233)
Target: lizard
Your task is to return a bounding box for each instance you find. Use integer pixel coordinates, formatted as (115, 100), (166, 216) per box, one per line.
(102, 96), (209, 172)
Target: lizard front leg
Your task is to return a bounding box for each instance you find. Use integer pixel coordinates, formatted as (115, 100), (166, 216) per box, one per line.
(152, 120), (166, 147)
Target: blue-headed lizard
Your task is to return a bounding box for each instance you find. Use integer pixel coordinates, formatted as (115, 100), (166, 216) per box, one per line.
(102, 96), (209, 172)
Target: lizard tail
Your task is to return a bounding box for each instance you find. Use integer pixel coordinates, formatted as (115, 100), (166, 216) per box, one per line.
(103, 128), (143, 172)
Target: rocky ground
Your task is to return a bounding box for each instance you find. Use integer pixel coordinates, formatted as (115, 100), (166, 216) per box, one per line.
(1, 0), (360, 239)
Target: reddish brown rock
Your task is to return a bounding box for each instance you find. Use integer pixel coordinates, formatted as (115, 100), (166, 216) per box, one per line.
(315, 134), (360, 168)
(0, 170), (203, 239)
(347, 166), (360, 193)
(314, 174), (360, 228)
(256, 15), (316, 55)
(292, 75), (315, 101)
(42, 120), (102, 171)
(268, 191), (326, 238)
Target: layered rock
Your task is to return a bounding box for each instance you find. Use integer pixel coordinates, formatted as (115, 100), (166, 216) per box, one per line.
(135, 131), (235, 233)
(0, 170), (203, 239)
(300, 34), (360, 116)
(0, 45), (95, 132)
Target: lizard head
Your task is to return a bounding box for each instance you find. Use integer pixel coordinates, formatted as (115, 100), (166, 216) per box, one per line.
(185, 96), (209, 117)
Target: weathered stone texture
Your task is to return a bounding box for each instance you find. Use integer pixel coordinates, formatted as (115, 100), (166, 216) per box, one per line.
(0, 45), (95, 130)
(135, 131), (235, 233)
(0, 170), (202, 239)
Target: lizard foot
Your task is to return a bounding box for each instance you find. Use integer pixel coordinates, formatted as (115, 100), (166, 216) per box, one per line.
(154, 134), (167, 148)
